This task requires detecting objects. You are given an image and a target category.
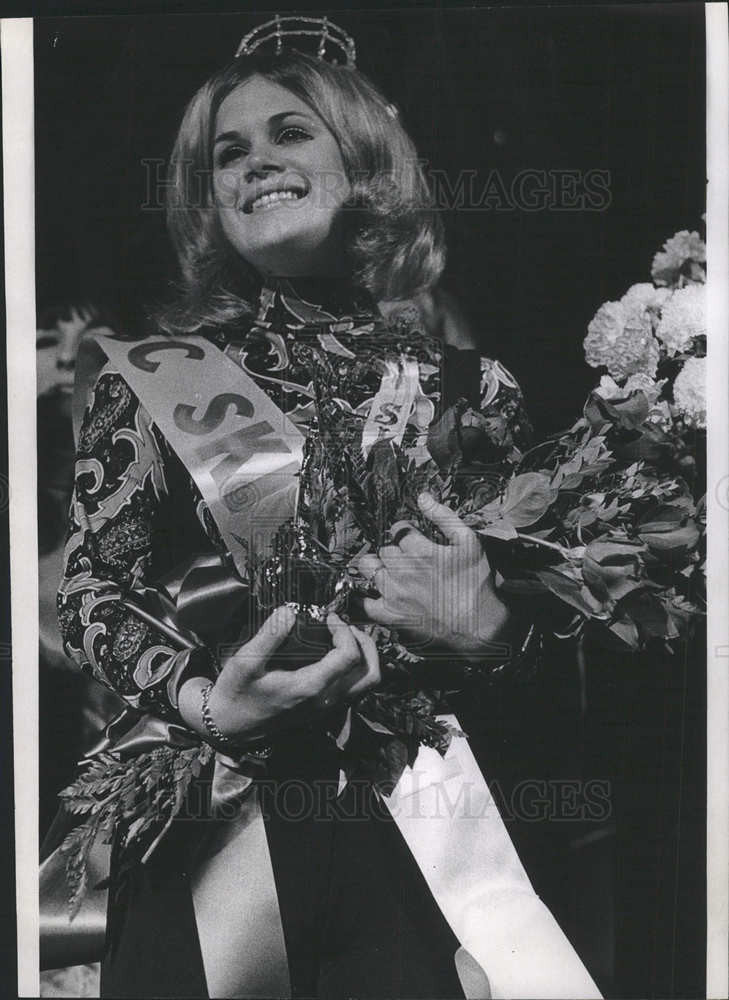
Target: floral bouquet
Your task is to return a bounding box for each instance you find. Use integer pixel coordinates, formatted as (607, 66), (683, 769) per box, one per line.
(59, 226), (706, 910)
(250, 226), (706, 782)
(470, 226), (707, 652)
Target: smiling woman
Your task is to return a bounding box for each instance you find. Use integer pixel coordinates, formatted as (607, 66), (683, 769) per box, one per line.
(29, 8), (712, 1000)
(41, 14), (628, 998)
(212, 78), (352, 277)
(48, 18), (606, 1000)
(160, 49), (443, 335)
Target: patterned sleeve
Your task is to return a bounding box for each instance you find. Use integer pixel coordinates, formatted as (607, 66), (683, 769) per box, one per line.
(57, 367), (218, 722)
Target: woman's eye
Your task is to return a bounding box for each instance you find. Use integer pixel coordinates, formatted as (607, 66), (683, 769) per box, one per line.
(36, 335), (59, 349)
(276, 126), (312, 144)
(216, 145), (246, 168)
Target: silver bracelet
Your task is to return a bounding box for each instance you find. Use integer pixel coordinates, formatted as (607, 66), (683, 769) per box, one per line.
(200, 681), (272, 760)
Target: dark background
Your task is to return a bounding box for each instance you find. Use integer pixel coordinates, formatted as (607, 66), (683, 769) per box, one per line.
(32, 5), (706, 998)
(1, 78), (17, 1000)
(34, 4), (706, 435)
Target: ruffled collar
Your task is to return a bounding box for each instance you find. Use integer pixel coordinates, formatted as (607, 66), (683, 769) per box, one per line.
(253, 276), (378, 332)
(202, 276), (438, 354)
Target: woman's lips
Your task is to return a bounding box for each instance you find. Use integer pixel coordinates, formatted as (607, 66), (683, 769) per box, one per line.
(243, 186), (308, 214)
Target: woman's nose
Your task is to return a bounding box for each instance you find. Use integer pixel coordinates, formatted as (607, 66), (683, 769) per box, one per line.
(244, 147), (284, 182)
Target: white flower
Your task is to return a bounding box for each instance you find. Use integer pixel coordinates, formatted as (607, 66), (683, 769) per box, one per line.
(655, 284), (707, 356)
(584, 301), (624, 361)
(621, 283), (671, 317)
(594, 374), (624, 399)
(647, 399), (674, 432)
(584, 300), (660, 379)
(623, 373), (666, 404)
(673, 356), (706, 428)
(595, 372), (665, 404)
(651, 230), (706, 286)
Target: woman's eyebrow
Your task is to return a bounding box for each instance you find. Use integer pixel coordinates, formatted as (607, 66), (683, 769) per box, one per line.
(214, 111), (314, 145)
(214, 130), (245, 146)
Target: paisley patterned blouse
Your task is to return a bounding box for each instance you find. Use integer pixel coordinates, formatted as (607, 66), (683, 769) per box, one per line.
(57, 279), (532, 723)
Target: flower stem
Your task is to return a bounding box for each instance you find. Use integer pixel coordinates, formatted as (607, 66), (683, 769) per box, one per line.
(515, 532), (574, 559)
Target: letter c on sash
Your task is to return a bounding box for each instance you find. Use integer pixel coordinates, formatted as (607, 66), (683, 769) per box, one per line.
(174, 393), (255, 436)
(128, 340), (206, 373)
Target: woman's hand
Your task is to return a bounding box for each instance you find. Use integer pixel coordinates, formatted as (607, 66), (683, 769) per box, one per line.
(355, 492), (512, 660)
(179, 607), (379, 744)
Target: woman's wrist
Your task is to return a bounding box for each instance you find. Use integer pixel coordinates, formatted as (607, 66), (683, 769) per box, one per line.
(200, 681), (270, 755)
(178, 676), (272, 756)
(440, 597), (513, 659)
(463, 619), (539, 676)
(178, 676), (210, 737)
(170, 645), (220, 728)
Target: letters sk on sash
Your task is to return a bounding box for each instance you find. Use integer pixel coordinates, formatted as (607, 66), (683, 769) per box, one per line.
(87, 334), (305, 577)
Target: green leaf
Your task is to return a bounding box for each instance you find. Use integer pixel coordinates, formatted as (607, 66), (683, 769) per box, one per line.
(613, 424), (672, 464)
(125, 816), (149, 842)
(638, 521), (700, 560)
(582, 539), (647, 604)
(61, 817), (103, 920)
(381, 739), (409, 791)
(555, 452), (584, 481)
(498, 574), (551, 597)
(499, 472), (558, 527)
(476, 471), (557, 532)
(596, 498), (622, 523)
(585, 538), (646, 559)
(477, 519), (518, 541)
(618, 590), (680, 640)
(584, 390), (651, 431)
(535, 568), (608, 619)
(357, 713), (395, 736)
(426, 405), (462, 469)
(559, 473), (587, 490)
(608, 619), (641, 650)
(638, 505), (690, 533)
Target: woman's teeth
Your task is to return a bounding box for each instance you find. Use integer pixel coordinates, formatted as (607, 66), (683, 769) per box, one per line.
(250, 190), (303, 213)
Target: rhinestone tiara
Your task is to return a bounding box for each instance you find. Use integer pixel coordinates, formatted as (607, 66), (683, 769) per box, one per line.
(235, 15), (357, 68)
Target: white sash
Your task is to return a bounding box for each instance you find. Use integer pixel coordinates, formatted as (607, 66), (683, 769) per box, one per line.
(384, 717), (603, 999)
(76, 332), (305, 576)
(361, 356), (421, 457)
(75, 333), (601, 998)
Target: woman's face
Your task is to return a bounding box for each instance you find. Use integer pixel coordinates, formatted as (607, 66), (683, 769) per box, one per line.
(212, 75), (351, 278)
(36, 306), (95, 406)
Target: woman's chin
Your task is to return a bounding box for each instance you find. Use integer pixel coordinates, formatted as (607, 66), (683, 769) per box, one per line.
(233, 222), (345, 278)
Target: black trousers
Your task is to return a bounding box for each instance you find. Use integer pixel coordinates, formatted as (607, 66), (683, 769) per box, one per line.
(101, 739), (465, 999)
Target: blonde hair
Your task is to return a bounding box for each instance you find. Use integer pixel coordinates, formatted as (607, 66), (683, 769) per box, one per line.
(158, 50), (445, 334)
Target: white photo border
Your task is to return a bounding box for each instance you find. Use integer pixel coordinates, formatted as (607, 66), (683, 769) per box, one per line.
(3, 6), (728, 997)
(705, 3), (729, 998)
(2, 15), (39, 999)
